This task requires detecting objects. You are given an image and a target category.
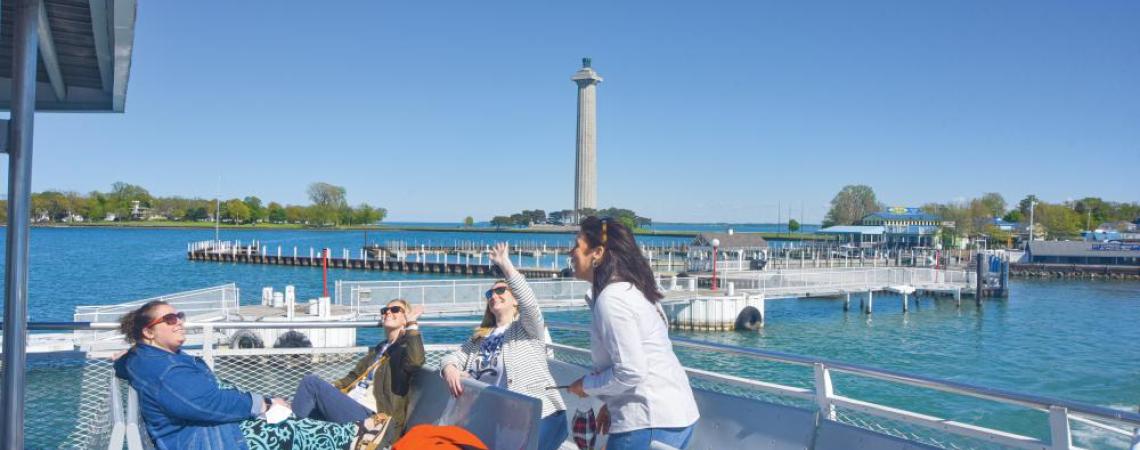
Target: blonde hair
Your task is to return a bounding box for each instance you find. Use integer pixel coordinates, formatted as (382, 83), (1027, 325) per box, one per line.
(472, 280), (518, 340)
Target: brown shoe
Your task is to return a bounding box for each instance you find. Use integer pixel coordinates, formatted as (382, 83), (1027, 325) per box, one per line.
(352, 412), (391, 450)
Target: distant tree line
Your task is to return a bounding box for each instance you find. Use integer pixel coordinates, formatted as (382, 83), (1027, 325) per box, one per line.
(488, 207), (652, 231)
(823, 184), (1140, 243)
(6, 181), (386, 227)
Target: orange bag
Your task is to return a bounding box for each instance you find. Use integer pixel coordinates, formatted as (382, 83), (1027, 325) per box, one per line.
(392, 424), (488, 450)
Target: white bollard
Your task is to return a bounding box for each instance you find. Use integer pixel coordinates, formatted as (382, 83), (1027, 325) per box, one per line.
(670, 275), (678, 291)
(319, 296), (331, 319)
(727, 282), (735, 296)
(285, 294), (294, 320)
(261, 287), (273, 306)
(272, 292), (284, 308)
(902, 292), (909, 313)
(285, 285), (296, 304)
(688, 278), (697, 292)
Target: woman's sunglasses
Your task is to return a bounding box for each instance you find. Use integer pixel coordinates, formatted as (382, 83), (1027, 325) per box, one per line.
(145, 312), (186, 329)
(484, 286), (508, 300)
(380, 305), (404, 316)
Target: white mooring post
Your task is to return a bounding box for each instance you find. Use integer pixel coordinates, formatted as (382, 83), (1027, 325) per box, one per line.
(865, 290), (874, 314)
(688, 278), (697, 292)
(844, 292), (851, 311)
(902, 292), (909, 313)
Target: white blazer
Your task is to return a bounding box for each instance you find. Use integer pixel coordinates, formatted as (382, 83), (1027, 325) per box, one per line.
(583, 282), (700, 434)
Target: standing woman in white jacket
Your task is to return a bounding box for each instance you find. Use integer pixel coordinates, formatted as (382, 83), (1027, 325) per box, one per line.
(568, 216), (700, 450)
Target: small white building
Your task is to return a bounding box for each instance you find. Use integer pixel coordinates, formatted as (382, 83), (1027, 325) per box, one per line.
(687, 231), (769, 272)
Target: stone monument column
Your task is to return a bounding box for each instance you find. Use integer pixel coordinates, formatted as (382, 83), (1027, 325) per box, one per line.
(572, 58), (603, 215)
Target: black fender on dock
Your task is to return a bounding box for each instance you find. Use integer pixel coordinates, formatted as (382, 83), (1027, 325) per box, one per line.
(735, 306), (763, 331)
(229, 330), (264, 349)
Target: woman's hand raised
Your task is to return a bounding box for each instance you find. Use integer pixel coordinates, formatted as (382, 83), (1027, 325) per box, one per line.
(488, 242), (520, 278)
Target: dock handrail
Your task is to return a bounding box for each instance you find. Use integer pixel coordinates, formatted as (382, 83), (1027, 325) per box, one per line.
(7, 320), (1139, 449)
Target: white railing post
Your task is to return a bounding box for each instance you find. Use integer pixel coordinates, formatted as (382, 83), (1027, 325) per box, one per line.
(201, 324), (215, 368)
(1048, 405), (1073, 450)
(813, 363), (836, 421)
(125, 387), (144, 450)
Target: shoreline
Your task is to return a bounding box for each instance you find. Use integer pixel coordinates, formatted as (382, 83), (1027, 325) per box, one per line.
(24, 222), (827, 240)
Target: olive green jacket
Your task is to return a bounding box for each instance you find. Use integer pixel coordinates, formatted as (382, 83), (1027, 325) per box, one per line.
(333, 330), (425, 434)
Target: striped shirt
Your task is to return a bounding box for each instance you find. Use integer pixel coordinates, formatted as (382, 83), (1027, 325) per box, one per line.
(440, 273), (567, 417)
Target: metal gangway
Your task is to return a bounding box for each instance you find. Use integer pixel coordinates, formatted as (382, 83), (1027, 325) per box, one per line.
(691, 267), (977, 300)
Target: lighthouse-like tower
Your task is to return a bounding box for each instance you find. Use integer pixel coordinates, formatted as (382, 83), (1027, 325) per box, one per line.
(571, 57), (602, 213)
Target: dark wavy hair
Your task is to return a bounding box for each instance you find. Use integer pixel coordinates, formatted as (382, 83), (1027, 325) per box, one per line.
(579, 216), (663, 303)
(117, 300), (168, 345)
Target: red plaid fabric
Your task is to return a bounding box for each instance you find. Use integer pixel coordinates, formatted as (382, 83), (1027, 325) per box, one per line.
(572, 408), (598, 450)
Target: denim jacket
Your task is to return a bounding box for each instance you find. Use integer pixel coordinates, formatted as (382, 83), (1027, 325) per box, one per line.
(114, 344), (260, 450)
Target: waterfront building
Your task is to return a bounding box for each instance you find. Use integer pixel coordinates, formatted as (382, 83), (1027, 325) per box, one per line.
(687, 231), (769, 271)
(1027, 241), (1140, 266)
(860, 207), (944, 248)
(816, 225), (885, 248)
(571, 58), (602, 214)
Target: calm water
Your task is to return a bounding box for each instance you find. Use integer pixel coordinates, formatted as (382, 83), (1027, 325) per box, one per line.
(3, 227), (1138, 448)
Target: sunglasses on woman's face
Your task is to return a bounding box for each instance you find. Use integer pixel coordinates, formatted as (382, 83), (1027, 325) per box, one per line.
(380, 306), (404, 316)
(145, 311), (186, 329)
(485, 286), (508, 300)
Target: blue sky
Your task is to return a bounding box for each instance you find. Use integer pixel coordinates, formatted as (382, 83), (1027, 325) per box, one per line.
(13, 0), (1140, 223)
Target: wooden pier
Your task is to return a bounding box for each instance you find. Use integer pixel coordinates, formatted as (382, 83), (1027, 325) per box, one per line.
(187, 240), (563, 278)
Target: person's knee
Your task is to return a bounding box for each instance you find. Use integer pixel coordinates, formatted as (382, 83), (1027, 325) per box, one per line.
(300, 374), (324, 388)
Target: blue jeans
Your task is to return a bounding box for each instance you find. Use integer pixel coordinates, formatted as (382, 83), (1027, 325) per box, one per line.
(291, 374), (374, 423)
(538, 410), (569, 450)
(606, 424), (695, 450)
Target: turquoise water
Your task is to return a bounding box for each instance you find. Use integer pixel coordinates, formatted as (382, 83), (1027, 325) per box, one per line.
(3, 227), (1138, 448)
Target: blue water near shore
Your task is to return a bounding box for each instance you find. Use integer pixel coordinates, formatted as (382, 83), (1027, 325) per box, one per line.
(3, 227), (1138, 448)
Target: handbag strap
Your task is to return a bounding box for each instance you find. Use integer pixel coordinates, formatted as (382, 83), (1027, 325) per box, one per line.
(340, 354), (389, 394)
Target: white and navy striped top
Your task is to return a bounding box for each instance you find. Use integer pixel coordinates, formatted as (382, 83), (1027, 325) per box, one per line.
(440, 273), (567, 417)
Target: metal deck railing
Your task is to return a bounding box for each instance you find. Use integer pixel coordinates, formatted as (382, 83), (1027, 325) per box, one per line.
(8, 321), (1139, 449)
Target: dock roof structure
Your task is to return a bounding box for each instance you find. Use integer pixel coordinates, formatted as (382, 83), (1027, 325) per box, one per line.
(691, 232), (768, 250)
(0, 0), (136, 112)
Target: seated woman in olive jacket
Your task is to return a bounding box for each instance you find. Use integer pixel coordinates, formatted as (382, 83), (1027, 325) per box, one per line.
(292, 299), (425, 446)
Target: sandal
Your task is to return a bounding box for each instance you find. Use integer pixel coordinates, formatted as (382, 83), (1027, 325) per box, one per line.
(352, 412), (391, 450)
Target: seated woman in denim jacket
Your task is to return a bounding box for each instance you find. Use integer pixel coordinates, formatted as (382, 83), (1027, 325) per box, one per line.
(113, 300), (387, 450)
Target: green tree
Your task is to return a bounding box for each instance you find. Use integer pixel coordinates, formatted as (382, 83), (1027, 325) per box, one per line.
(243, 196), (266, 223)
(1036, 203), (1081, 238)
(1017, 195), (1039, 217)
(307, 182), (347, 226)
(267, 202), (287, 223)
(788, 219), (800, 232)
(824, 185), (882, 226)
(223, 199), (251, 224)
(979, 193), (1006, 218)
(490, 216), (512, 229)
(352, 203), (383, 225)
(285, 205), (307, 224)
(1002, 210), (1024, 223)
(464, 216), (475, 227)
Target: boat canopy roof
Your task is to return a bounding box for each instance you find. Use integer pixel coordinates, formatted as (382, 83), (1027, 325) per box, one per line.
(0, 0), (136, 112)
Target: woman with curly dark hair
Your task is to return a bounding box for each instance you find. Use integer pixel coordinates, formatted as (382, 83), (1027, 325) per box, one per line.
(113, 300), (387, 450)
(566, 217), (699, 450)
